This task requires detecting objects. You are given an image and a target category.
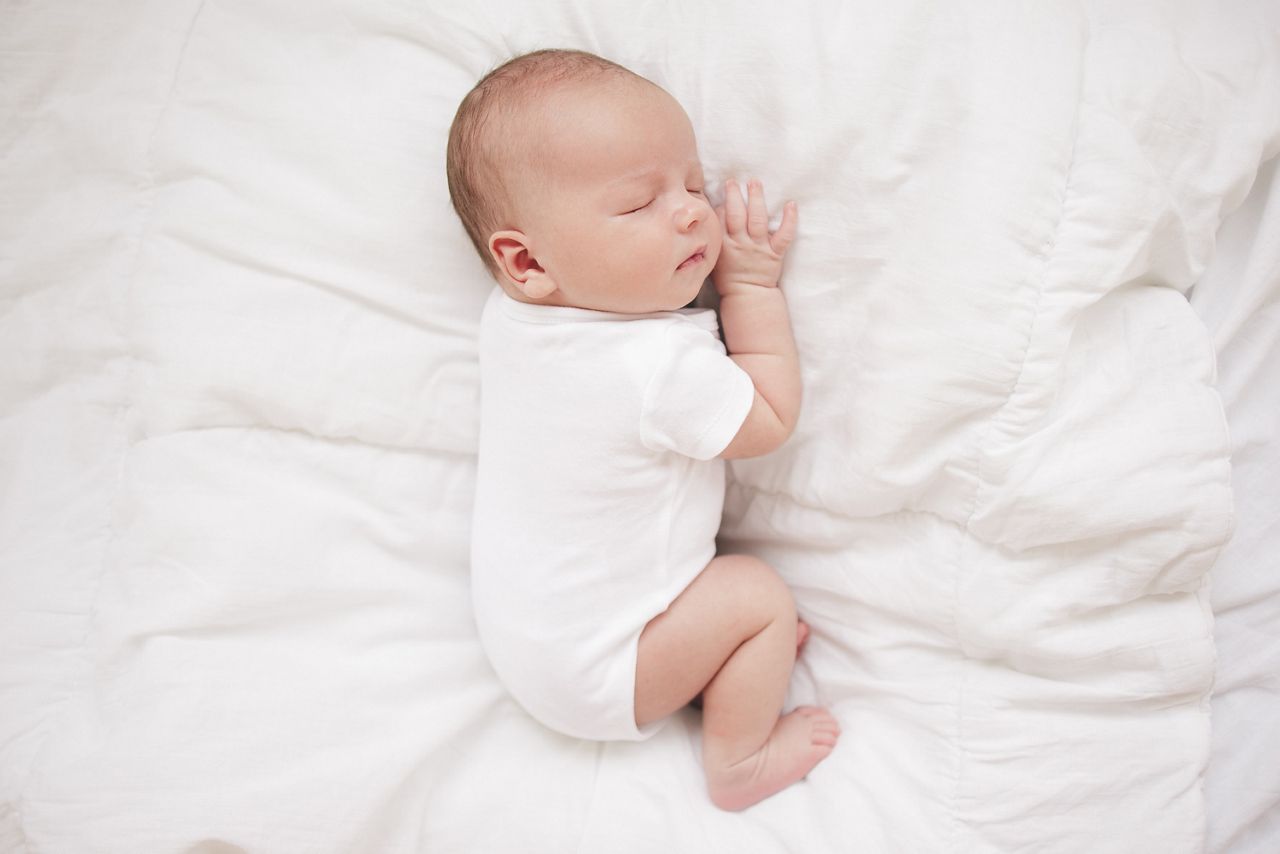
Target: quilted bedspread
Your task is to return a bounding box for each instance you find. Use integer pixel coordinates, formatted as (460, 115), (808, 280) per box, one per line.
(2, 1), (1278, 852)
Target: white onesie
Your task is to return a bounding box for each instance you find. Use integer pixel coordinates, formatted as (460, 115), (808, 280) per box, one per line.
(470, 286), (755, 741)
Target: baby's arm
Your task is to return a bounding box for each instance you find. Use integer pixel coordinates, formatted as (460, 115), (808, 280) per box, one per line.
(712, 179), (801, 460)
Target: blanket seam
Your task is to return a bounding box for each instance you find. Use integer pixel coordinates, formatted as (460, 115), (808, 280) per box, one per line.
(130, 421), (473, 458)
(11, 2), (208, 847)
(945, 29), (1089, 854)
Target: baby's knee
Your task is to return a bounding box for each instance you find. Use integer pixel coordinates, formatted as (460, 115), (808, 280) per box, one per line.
(710, 554), (796, 626)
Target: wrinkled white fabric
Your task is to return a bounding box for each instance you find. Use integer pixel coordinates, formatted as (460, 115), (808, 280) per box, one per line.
(2, 1), (1278, 852)
(1192, 154), (1280, 854)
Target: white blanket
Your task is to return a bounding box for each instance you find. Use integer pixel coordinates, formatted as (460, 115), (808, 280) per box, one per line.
(2, 1), (1278, 852)
(1194, 154), (1280, 851)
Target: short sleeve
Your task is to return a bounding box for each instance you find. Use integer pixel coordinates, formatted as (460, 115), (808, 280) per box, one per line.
(639, 319), (755, 460)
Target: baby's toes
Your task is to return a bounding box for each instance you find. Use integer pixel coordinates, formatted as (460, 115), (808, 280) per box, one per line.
(813, 729), (838, 748)
(813, 721), (841, 747)
(796, 620), (811, 653)
(813, 717), (840, 742)
(795, 706), (841, 747)
(796, 705), (837, 725)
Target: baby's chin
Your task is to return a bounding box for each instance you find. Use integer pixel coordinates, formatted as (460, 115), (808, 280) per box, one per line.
(668, 280), (712, 312)
(557, 274), (709, 314)
(604, 291), (702, 314)
(626, 293), (702, 313)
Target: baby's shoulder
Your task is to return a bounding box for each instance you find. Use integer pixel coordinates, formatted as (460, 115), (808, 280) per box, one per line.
(619, 312), (719, 359)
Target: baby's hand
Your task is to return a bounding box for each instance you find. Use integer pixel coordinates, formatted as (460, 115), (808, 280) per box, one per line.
(712, 178), (798, 296)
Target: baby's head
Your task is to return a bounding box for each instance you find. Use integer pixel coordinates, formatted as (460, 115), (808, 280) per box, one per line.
(447, 49), (721, 313)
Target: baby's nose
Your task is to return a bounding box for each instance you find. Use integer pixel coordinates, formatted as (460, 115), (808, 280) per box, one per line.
(676, 199), (702, 230)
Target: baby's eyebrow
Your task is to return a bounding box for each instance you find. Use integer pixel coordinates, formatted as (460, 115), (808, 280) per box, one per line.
(608, 162), (703, 187)
(607, 168), (660, 187)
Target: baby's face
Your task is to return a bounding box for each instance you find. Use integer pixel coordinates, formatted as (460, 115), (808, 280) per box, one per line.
(505, 78), (721, 313)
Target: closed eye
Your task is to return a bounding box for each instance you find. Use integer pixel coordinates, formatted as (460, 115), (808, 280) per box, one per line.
(621, 199), (653, 215)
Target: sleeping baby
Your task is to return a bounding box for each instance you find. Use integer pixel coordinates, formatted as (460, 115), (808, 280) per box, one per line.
(448, 48), (839, 811)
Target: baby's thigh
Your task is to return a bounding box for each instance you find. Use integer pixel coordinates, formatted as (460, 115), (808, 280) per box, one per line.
(633, 554), (796, 727)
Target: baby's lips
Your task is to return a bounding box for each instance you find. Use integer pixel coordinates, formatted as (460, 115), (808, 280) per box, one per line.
(677, 245), (707, 270)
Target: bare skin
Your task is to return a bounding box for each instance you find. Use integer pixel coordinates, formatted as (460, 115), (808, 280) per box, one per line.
(690, 619), (810, 708)
(635, 178), (840, 811)
(635, 555), (839, 811)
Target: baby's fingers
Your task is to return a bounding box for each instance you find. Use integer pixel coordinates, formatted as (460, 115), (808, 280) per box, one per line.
(746, 179), (770, 239)
(723, 179), (746, 235)
(770, 201), (798, 257)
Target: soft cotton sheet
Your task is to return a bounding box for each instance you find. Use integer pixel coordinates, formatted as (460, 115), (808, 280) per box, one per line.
(2, 2), (1278, 853)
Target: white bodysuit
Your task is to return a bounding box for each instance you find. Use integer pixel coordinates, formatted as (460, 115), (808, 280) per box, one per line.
(470, 286), (755, 741)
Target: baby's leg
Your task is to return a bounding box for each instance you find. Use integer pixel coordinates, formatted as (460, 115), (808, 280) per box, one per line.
(635, 554), (840, 811)
(688, 618), (810, 710)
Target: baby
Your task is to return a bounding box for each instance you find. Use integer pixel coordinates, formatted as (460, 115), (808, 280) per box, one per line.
(448, 48), (839, 811)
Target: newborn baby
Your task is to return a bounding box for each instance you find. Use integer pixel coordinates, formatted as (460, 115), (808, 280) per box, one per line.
(448, 48), (839, 811)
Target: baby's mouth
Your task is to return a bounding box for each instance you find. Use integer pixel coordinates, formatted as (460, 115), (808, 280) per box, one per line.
(677, 246), (707, 271)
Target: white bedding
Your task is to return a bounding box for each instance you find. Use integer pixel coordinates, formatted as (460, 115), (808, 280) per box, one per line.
(1193, 154), (1280, 852)
(2, 2), (1278, 852)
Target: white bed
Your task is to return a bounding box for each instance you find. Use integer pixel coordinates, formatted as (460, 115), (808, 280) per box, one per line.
(1, 1), (1277, 852)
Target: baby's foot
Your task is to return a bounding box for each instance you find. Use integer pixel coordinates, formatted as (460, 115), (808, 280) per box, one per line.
(707, 706), (840, 811)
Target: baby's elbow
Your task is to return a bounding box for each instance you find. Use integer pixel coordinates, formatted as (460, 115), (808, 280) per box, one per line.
(718, 414), (792, 460)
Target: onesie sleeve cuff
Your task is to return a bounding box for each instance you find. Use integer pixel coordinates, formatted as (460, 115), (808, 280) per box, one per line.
(688, 363), (755, 460)
(638, 318), (758, 461)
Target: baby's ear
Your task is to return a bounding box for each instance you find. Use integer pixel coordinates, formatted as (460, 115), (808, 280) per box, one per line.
(489, 230), (556, 300)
